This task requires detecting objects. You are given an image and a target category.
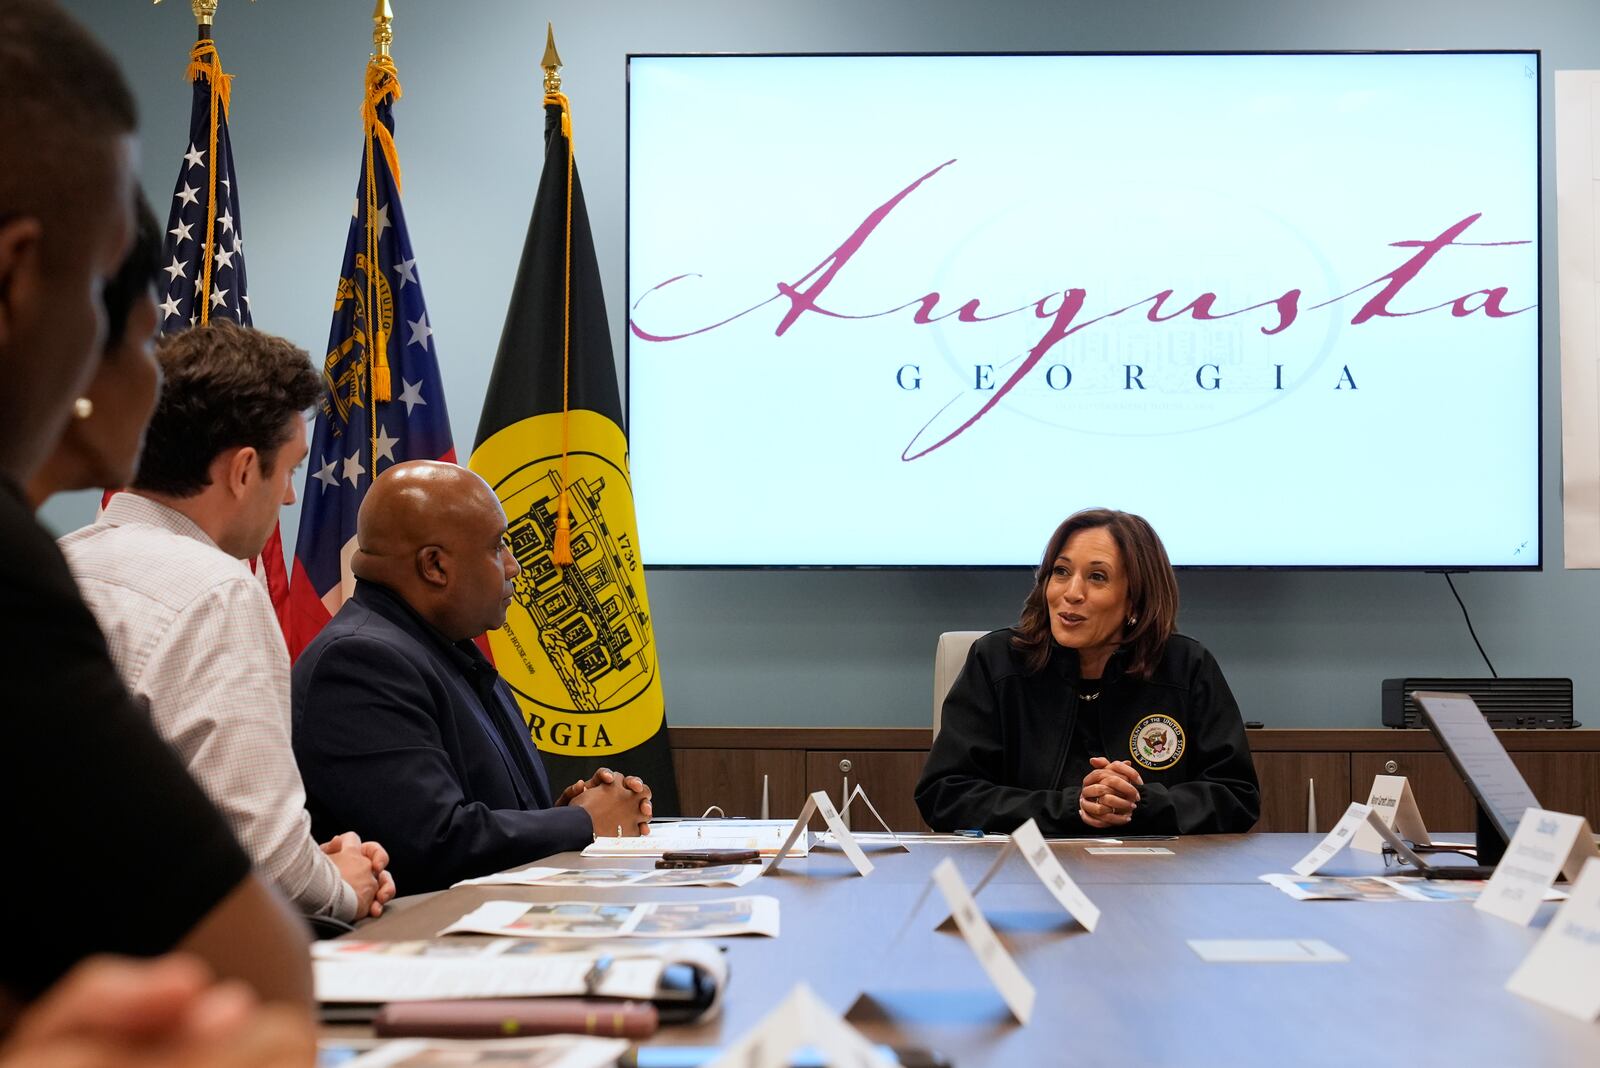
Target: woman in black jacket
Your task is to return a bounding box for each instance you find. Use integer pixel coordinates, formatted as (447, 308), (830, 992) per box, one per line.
(915, 508), (1260, 836)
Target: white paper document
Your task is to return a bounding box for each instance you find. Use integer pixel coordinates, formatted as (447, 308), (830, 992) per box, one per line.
(452, 864), (761, 889)
(312, 939), (727, 1005)
(1291, 802), (1373, 876)
(441, 896), (780, 940)
(319, 1035), (628, 1068)
(1085, 846), (1174, 856)
(1351, 775), (1432, 853)
(931, 858), (1036, 1024)
(1476, 809), (1600, 926)
(583, 820), (804, 858)
(1188, 939), (1348, 964)
(1506, 857), (1600, 1020)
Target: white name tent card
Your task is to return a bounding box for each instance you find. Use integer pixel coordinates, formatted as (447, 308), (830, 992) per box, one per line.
(764, 791), (874, 876)
(1352, 774), (1432, 853)
(947, 818), (1100, 932)
(1476, 809), (1600, 927)
(836, 785), (910, 852)
(1291, 802), (1373, 876)
(1506, 857), (1600, 1021)
(931, 858), (1037, 1024)
(704, 983), (894, 1068)
(1289, 802), (1426, 877)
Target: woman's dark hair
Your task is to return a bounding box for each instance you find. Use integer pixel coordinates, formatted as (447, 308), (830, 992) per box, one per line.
(132, 319), (321, 497)
(101, 191), (161, 347)
(1012, 508), (1179, 679)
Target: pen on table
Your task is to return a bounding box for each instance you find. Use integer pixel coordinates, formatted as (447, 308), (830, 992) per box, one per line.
(954, 828), (985, 839)
(583, 953), (614, 995)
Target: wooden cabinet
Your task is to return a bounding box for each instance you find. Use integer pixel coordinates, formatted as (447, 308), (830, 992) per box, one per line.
(664, 728), (1600, 833)
(1243, 731), (1600, 832)
(1350, 753), (1474, 830)
(804, 750), (931, 832)
(1252, 752), (1351, 832)
(1509, 753), (1600, 823)
(1350, 750), (1600, 833)
(670, 748), (805, 820)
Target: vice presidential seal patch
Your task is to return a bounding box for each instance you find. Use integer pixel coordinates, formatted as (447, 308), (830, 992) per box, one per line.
(1131, 715), (1185, 770)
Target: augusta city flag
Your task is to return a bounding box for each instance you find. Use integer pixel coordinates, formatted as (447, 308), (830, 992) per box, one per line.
(151, 33), (291, 627)
(286, 47), (456, 658)
(469, 51), (680, 814)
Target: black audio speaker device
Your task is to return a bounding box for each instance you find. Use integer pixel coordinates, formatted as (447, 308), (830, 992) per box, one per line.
(1381, 677), (1576, 729)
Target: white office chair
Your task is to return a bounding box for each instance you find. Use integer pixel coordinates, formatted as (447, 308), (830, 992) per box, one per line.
(932, 630), (986, 740)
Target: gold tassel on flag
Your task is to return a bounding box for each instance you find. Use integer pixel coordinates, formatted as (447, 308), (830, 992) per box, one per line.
(363, 0), (401, 406)
(185, 39), (230, 327)
(157, 0), (238, 328)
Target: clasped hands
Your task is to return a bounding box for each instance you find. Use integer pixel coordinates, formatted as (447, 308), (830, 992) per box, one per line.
(1079, 756), (1143, 829)
(321, 832), (396, 919)
(557, 767), (653, 837)
(0, 954), (314, 1068)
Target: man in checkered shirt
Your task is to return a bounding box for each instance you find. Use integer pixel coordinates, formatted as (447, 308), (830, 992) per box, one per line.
(61, 320), (396, 925)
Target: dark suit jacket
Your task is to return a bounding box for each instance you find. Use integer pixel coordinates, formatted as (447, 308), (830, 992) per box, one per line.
(291, 580), (594, 893)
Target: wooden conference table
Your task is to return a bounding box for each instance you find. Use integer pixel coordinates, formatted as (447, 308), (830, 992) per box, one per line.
(345, 833), (1599, 1066)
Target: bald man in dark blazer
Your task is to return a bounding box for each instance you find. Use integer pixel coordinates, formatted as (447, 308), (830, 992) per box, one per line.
(291, 461), (653, 893)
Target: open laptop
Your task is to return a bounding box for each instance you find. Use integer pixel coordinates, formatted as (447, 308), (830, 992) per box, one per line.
(1405, 690), (1545, 878)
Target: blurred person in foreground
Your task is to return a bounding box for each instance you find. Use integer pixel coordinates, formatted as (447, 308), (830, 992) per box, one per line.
(0, 955), (312, 1068)
(0, 0), (310, 1027)
(25, 192), (161, 508)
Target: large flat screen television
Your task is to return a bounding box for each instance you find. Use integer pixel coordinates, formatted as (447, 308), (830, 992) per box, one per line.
(626, 52), (1541, 568)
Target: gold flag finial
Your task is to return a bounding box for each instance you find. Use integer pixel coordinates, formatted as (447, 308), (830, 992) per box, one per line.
(152, 1), (255, 29)
(542, 22), (562, 95)
(372, 0), (394, 59)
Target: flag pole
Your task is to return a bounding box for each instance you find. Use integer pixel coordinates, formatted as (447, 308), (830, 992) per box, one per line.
(149, 1), (236, 40)
(541, 24), (578, 566)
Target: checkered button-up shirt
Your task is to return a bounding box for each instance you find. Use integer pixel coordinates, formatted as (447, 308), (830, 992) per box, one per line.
(60, 495), (357, 921)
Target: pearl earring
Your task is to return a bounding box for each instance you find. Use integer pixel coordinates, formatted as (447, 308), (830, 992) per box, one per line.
(1127, 615), (1137, 627)
(73, 397), (93, 420)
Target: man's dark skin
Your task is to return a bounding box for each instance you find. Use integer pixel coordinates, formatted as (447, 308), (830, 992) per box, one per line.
(350, 460), (652, 836)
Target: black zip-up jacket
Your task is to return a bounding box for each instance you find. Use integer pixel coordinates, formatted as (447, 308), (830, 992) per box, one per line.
(915, 629), (1260, 835)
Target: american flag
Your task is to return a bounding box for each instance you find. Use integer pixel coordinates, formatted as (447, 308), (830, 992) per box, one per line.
(156, 40), (250, 332)
(148, 37), (291, 623)
(285, 56), (455, 660)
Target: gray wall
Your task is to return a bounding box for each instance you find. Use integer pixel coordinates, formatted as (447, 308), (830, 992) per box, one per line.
(50, 0), (1600, 729)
